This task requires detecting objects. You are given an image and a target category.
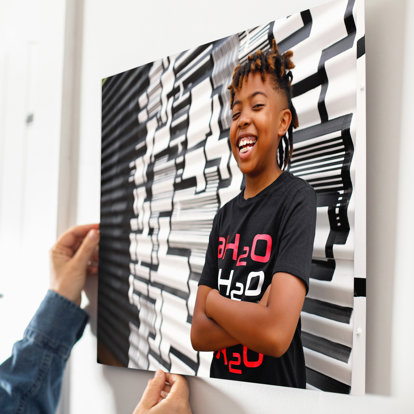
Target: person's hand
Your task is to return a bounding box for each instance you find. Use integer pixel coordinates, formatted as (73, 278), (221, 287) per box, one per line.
(133, 370), (192, 414)
(49, 223), (100, 306)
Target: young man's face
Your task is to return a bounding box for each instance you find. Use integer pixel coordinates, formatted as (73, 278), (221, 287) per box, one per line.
(230, 72), (290, 179)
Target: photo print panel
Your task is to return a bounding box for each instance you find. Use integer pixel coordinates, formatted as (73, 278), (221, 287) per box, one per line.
(98, 0), (366, 394)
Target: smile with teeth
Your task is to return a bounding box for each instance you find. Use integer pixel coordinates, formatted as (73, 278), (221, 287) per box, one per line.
(238, 137), (257, 154)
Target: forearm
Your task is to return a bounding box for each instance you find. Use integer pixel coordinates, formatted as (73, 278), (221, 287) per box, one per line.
(205, 290), (285, 357)
(191, 285), (238, 351)
(191, 311), (239, 351)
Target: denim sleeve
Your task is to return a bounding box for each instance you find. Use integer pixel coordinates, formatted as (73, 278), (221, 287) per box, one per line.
(0, 290), (88, 414)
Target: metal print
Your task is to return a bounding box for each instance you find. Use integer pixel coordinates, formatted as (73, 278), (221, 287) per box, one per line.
(98, 0), (366, 394)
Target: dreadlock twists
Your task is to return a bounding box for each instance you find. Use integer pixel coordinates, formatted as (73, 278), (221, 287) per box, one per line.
(228, 39), (298, 170)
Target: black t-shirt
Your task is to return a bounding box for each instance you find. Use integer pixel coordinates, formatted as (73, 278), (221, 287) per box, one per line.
(198, 171), (316, 387)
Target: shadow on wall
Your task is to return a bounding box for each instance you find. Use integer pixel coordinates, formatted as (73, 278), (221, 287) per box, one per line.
(102, 365), (151, 413)
(365, 0), (407, 396)
(188, 376), (246, 414)
(84, 272), (99, 336)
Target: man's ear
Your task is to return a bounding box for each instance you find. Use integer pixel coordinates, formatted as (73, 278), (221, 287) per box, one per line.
(278, 109), (292, 137)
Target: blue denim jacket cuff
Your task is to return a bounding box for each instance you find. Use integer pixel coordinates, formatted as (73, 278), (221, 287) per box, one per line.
(23, 290), (89, 361)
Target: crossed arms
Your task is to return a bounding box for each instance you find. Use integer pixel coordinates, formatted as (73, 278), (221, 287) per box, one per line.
(190, 272), (306, 358)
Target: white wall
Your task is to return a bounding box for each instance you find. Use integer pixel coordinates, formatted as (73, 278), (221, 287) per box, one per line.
(0, 0), (66, 362)
(62, 0), (414, 412)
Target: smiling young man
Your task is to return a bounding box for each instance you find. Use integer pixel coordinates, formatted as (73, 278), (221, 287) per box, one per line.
(229, 71), (290, 198)
(190, 41), (317, 388)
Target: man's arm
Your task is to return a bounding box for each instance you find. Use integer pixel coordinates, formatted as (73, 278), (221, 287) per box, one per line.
(205, 272), (306, 358)
(190, 285), (239, 351)
(0, 291), (89, 414)
(0, 224), (99, 414)
(191, 283), (272, 351)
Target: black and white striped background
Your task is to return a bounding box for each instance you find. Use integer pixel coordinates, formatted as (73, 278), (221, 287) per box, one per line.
(98, 0), (366, 394)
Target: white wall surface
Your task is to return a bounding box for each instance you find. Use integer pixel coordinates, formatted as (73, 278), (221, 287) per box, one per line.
(65, 0), (414, 412)
(0, 0), (66, 362)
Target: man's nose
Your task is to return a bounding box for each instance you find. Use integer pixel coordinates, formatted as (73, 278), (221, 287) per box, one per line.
(239, 112), (251, 127)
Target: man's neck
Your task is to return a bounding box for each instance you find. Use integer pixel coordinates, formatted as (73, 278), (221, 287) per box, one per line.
(243, 168), (283, 199)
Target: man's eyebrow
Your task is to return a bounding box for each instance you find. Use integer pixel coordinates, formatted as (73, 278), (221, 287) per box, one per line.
(232, 91), (268, 109)
(250, 91), (268, 99)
